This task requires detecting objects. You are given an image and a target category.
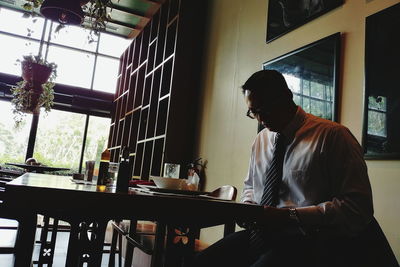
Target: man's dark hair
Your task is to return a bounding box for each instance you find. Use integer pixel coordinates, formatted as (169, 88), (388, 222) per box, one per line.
(241, 70), (292, 100)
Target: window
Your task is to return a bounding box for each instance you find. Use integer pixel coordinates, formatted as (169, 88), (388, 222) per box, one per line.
(0, 8), (45, 39)
(367, 96), (387, 138)
(92, 56), (120, 93)
(83, 116), (111, 176)
(0, 7), (127, 173)
(0, 34), (40, 75)
(46, 45), (95, 88)
(285, 74), (333, 120)
(0, 100), (32, 167)
(33, 110), (86, 173)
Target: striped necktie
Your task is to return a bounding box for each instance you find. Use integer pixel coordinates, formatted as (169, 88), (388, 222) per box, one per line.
(260, 133), (286, 206)
(249, 133), (286, 253)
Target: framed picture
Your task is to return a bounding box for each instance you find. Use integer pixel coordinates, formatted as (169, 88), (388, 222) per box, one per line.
(363, 3), (400, 159)
(262, 32), (341, 127)
(266, 0), (344, 43)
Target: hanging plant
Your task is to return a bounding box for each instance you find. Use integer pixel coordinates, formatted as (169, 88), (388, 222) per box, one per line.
(21, 0), (117, 41)
(11, 55), (57, 126)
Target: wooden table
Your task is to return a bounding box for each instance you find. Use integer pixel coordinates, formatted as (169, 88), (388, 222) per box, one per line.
(4, 173), (263, 267)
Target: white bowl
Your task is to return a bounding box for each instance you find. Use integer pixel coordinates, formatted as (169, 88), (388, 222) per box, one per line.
(151, 176), (187, 190)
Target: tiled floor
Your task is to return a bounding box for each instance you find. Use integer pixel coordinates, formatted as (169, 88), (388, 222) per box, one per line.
(0, 218), (118, 267)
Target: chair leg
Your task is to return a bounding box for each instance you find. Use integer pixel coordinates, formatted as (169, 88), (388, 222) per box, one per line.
(118, 232), (122, 267)
(14, 213), (37, 267)
(124, 219), (137, 267)
(108, 228), (118, 267)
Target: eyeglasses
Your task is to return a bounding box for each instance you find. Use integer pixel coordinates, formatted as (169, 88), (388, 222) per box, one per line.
(246, 108), (261, 119)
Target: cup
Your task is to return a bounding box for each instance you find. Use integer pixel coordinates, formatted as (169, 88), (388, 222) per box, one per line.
(85, 160), (95, 181)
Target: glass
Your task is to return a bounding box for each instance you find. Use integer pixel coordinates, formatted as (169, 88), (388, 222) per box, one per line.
(46, 45), (95, 88)
(92, 56), (119, 93)
(47, 21), (98, 52)
(163, 163), (180, 178)
(0, 8), (45, 39)
(98, 32), (131, 57)
(0, 34), (40, 76)
(33, 109), (86, 174)
(82, 116), (111, 177)
(0, 100), (32, 167)
(108, 162), (119, 186)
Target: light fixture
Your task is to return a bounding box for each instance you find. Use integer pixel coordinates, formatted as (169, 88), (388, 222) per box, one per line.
(40, 0), (89, 25)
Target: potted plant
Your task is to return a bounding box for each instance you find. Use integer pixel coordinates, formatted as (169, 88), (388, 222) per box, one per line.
(11, 55), (57, 125)
(21, 0), (114, 38)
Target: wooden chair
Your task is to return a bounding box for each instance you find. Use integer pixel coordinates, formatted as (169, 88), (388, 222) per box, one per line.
(108, 185), (237, 267)
(0, 177), (37, 266)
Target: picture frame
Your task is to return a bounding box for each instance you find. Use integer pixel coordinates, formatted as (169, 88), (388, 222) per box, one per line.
(363, 3), (400, 159)
(266, 0), (344, 43)
(262, 32), (341, 130)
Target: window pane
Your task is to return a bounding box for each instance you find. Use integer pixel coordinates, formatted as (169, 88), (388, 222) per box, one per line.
(0, 34), (40, 76)
(33, 109), (86, 174)
(46, 45), (95, 88)
(0, 8), (45, 39)
(93, 56), (119, 93)
(0, 100), (32, 167)
(47, 21), (98, 52)
(99, 32), (131, 57)
(83, 116), (111, 177)
(367, 110), (387, 137)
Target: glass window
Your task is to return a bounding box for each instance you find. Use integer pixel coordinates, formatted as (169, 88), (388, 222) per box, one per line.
(83, 116), (111, 176)
(98, 32), (131, 57)
(47, 21), (98, 52)
(367, 96), (387, 137)
(0, 8), (45, 39)
(92, 56), (119, 93)
(46, 45), (95, 88)
(0, 33), (40, 75)
(0, 100), (32, 167)
(33, 109), (86, 174)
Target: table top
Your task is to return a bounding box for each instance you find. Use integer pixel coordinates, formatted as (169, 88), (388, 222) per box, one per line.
(5, 163), (70, 173)
(4, 173), (263, 228)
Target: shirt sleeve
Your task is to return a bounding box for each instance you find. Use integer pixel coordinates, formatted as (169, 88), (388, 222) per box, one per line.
(296, 126), (374, 236)
(241, 142), (256, 203)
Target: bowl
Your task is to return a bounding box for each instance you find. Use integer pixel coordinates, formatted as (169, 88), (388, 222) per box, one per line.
(150, 176), (187, 190)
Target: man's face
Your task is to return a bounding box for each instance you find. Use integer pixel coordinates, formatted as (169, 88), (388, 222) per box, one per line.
(244, 89), (287, 132)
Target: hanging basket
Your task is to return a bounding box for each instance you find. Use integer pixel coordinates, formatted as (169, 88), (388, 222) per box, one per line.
(21, 61), (52, 93)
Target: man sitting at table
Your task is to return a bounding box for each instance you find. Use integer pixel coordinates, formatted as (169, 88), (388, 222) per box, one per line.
(193, 70), (381, 267)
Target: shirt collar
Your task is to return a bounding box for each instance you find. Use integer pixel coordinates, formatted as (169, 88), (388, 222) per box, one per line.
(281, 106), (306, 141)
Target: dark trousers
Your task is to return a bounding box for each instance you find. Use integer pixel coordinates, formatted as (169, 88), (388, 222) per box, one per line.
(192, 219), (399, 267)
(193, 230), (318, 267)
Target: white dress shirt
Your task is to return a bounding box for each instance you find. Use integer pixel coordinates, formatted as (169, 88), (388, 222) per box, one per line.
(241, 107), (373, 235)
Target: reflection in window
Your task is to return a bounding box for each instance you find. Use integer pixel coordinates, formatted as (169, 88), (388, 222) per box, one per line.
(33, 110), (86, 174)
(0, 34), (40, 76)
(284, 74), (333, 120)
(0, 100), (32, 166)
(367, 96), (387, 137)
(83, 116), (111, 176)
(46, 45), (95, 88)
(93, 56), (119, 93)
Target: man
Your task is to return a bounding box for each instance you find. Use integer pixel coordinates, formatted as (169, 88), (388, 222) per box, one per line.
(193, 70), (375, 266)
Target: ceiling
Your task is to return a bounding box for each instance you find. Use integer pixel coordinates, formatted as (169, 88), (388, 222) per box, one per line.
(0, 0), (163, 39)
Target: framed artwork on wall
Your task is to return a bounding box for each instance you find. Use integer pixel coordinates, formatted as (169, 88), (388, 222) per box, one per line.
(262, 33), (341, 129)
(363, 3), (400, 159)
(266, 0), (344, 43)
